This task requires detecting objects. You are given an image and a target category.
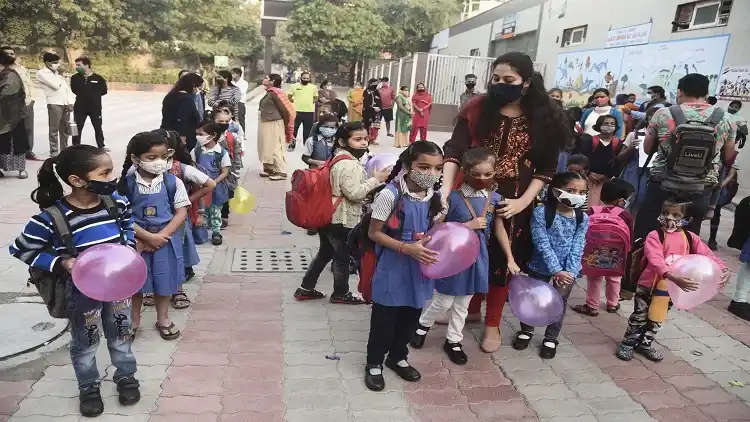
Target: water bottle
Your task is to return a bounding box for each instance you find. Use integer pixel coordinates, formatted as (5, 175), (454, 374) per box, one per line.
(68, 114), (79, 137)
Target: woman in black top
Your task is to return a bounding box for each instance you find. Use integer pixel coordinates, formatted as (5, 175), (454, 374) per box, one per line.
(362, 78), (382, 144)
(581, 114), (624, 206)
(161, 73), (204, 152)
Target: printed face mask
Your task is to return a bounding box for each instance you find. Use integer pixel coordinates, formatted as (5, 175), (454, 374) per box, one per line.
(599, 124), (616, 134)
(657, 215), (688, 233)
(553, 188), (586, 208)
(409, 170), (441, 190)
(86, 179), (119, 196)
(139, 158), (169, 175)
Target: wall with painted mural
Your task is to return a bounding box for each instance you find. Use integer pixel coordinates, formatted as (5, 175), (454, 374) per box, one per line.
(554, 35), (730, 106)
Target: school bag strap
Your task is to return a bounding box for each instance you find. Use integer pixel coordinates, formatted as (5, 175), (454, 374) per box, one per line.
(456, 190), (491, 221)
(194, 145), (225, 171)
(100, 195), (127, 245)
(545, 206), (583, 229)
(43, 204), (77, 258)
(328, 154), (355, 209)
(591, 135), (621, 152)
(670, 104), (724, 128)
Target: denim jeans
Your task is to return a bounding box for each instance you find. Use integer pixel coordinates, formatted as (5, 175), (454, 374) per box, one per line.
(519, 270), (574, 341)
(69, 288), (137, 389)
(301, 224), (351, 296)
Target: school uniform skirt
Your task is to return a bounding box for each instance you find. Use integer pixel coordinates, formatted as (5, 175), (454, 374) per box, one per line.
(141, 227), (185, 296)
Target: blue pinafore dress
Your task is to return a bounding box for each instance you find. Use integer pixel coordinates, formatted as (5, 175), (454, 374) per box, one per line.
(196, 147), (230, 207)
(371, 184), (435, 309)
(173, 163), (201, 268)
(126, 173), (185, 296)
(434, 190), (500, 296)
(309, 135), (333, 164)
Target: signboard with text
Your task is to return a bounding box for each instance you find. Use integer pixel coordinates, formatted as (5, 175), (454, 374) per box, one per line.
(604, 22), (652, 49)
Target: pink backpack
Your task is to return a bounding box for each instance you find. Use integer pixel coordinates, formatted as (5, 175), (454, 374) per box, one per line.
(582, 206), (631, 277)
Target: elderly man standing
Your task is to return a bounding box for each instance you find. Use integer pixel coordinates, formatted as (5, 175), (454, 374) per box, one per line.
(36, 52), (74, 157)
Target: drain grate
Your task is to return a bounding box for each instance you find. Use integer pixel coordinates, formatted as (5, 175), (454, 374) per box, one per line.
(231, 248), (312, 272)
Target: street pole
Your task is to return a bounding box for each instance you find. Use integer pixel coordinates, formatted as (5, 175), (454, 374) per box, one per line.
(264, 35), (273, 75)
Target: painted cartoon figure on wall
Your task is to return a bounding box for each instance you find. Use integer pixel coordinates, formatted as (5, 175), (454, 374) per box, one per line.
(554, 49), (622, 107)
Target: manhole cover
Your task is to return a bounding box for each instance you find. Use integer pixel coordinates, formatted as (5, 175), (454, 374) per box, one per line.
(232, 248), (312, 272)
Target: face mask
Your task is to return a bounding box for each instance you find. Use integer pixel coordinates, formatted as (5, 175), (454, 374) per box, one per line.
(216, 123), (230, 132)
(595, 98), (609, 107)
(369, 84), (378, 89)
(465, 82), (476, 89)
(139, 158), (169, 175)
(320, 127), (337, 138)
(409, 170), (441, 190)
(344, 147), (367, 159)
(197, 135), (212, 146)
(75, 66), (85, 74)
(86, 179), (119, 196)
(49, 63), (60, 71)
(0, 55), (16, 66)
(325, 85), (332, 90)
(417, 88), (425, 92)
(301, 80), (310, 85)
(489, 82), (523, 105)
(729, 109), (739, 115)
(599, 125), (616, 135)
(464, 175), (494, 191)
(553, 188), (586, 208)
(622, 199), (631, 209)
(657, 215), (688, 233)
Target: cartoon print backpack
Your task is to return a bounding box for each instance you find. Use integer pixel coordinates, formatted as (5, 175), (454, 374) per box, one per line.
(582, 206), (631, 277)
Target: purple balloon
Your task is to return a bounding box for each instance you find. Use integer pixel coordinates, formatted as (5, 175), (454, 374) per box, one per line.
(508, 274), (565, 327)
(71, 244), (147, 302)
(420, 222), (480, 279)
(364, 153), (398, 178)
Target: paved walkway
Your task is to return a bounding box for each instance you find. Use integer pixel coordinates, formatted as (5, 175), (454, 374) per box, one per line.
(1, 91), (750, 421)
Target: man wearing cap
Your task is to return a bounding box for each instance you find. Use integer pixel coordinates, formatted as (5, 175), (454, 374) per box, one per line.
(36, 52), (75, 156)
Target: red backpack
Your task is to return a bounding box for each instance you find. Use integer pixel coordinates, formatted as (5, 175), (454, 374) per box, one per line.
(285, 155), (353, 230)
(582, 206), (631, 277)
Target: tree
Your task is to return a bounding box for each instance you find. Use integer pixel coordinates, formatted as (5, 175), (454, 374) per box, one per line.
(284, 0), (389, 71)
(378, 0), (460, 57)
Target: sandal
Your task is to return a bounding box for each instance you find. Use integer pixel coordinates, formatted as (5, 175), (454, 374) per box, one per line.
(155, 322), (181, 340)
(171, 291), (191, 309)
(571, 304), (599, 316)
(143, 293), (155, 307)
(268, 173), (287, 181)
(259, 170), (272, 177)
(606, 304), (621, 313)
(130, 327), (138, 341)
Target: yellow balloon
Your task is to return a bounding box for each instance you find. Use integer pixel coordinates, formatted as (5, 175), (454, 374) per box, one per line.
(228, 187), (256, 214)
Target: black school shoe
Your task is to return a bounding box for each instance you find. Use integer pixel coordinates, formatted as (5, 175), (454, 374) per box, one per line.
(512, 331), (533, 350)
(410, 324), (430, 349)
(211, 232), (223, 246)
(364, 364), (385, 391)
(330, 292), (366, 305)
(728, 301), (750, 321)
(185, 267), (195, 282)
(79, 386), (104, 417)
(540, 339), (559, 359)
(116, 376), (141, 405)
(385, 357), (421, 381)
(294, 288), (326, 301)
(443, 341), (468, 365)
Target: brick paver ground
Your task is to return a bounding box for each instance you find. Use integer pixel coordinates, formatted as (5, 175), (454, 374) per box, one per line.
(1, 91), (750, 421)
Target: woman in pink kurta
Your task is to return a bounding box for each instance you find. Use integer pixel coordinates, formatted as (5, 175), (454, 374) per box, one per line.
(410, 82), (432, 143)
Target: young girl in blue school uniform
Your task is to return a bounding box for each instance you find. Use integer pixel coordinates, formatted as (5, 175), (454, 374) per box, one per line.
(364, 140), (445, 392)
(10, 145), (140, 417)
(513, 171), (589, 359)
(410, 147), (519, 365)
(119, 131), (191, 341)
(193, 122), (232, 246)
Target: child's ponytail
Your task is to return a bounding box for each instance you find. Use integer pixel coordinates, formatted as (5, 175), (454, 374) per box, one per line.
(31, 157), (64, 210)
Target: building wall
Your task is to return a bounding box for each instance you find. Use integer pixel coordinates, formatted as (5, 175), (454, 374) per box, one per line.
(537, 0), (749, 104)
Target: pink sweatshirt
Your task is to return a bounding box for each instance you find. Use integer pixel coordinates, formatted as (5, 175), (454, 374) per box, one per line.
(638, 230), (726, 288)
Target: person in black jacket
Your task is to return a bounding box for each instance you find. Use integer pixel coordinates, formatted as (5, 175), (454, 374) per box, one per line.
(161, 73), (204, 152)
(70, 57), (107, 147)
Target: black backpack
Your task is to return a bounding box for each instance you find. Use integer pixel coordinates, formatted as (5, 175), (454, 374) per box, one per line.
(663, 105), (723, 191)
(621, 228), (695, 294)
(27, 196), (121, 318)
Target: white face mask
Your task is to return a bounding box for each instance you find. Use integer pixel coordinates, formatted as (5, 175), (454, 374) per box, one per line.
(197, 135), (212, 146)
(49, 63), (60, 71)
(139, 158), (169, 175)
(554, 188), (587, 208)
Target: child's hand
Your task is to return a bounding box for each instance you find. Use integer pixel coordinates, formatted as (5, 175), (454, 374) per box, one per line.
(147, 232), (169, 249)
(507, 260), (521, 275)
(553, 271), (575, 285)
(62, 258), (76, 273)
(465, 217), (487, 230)
(719, 270), (731, 289)
(403, 237), (439, 266)
(136, 240), (155, 253)
(373, 167), (392, 183)
(667, 273), (699, 292)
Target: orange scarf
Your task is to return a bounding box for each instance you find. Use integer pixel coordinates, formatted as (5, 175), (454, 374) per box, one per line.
(267, 86), (296, 142)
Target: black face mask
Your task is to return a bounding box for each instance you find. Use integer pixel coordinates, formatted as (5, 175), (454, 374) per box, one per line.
(369, 84), (378, 89)
(87, 179), (119, 196)
(344, 146), (367, 159)
(489, 82), (523, 105)
(0, 55), (15, 66)
(465, 82), (476, 89)
(216, 123), (230, 132)
(301, 80), (310, 85)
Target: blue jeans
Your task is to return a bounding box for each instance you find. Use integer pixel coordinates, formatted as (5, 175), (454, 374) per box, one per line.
(69, 288), (137, 389)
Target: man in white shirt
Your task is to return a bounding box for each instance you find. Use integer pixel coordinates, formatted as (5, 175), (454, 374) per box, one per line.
(36, 52), (75, 157)
(230, 67), (248, 132)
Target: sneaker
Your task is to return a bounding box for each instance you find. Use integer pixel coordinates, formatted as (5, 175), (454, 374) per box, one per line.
(364, 364), (385, 391)
(211, 232), (223, 246)
(185, 267), (195, 282)
(294, 287), (326, 301)
(79, 386), (104, 417)
(116, 376), (141, 405)
(443, 341), (468, 365)
(384, 357), (421, 381)
(728, 301), (750, 321)
(616, 343), (635, 361)
(410, 324), (430, 349)
(540, 339), (558, 359)
(329, 292), (366, 305)
(512, 331), (532, 350)
(635, 345), (663, 362)
(221, 218), (229, 229)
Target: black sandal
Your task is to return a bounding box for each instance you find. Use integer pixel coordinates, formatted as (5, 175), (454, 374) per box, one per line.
(571, 303), (599, 316)
(171, 291), (191, 309)
(606, 304), (621, 313)
(155, 322), (181, 340)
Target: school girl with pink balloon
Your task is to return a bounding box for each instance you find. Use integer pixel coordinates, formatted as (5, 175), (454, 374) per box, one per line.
(363, 141), (444, 392)
(10, 145), (141, 417)
(616, 196), (729, 362)
(410, 147), (519, 365)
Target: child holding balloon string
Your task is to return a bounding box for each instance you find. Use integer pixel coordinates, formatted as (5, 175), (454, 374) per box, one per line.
(119, 131), (191, 341)
(616, 197), (729, 362)
(410, 147), (518, 365)
(11, 145), (141, 417)
(363, 140), (445, 392)
(513, 171), (589, 359)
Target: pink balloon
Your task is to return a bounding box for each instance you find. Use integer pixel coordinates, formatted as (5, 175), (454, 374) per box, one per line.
(666, 254), (721, 310)
(364, 153), (398, 178)
(508, 274), (565, 326)
(72, 244), (147, 302)
(419, 222), (480, 279)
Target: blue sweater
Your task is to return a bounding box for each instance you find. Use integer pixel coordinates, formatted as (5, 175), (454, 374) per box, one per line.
(528, 205), (589, 276)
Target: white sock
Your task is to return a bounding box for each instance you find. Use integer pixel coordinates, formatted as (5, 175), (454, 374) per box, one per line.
(448, 342), (462, 351)
(368, 367), (382, 375)
(518, 333), (531, 340)
(396, 359), (410, 368)
(543, 341), (557, 348)
(416, 329), (428, 335)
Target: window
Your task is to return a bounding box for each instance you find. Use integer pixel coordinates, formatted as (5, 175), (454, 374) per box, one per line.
(561, 25), (587, 47)
(673, 0), (733, 32)
(469, 48), (481, 56)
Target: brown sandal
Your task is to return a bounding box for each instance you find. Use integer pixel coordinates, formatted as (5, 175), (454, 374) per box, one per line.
(155, 322), (181, 340)
(171, 291), (191, 309)
(268, 173), (287, 181)
(143, 293), (155, 307)
(571, 304), (599, 316)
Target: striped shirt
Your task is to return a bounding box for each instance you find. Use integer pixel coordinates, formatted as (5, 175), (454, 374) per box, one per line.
(208, 85), (241, 116)
(9, 194), (136, 273)
(133, 171), (191, 209)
